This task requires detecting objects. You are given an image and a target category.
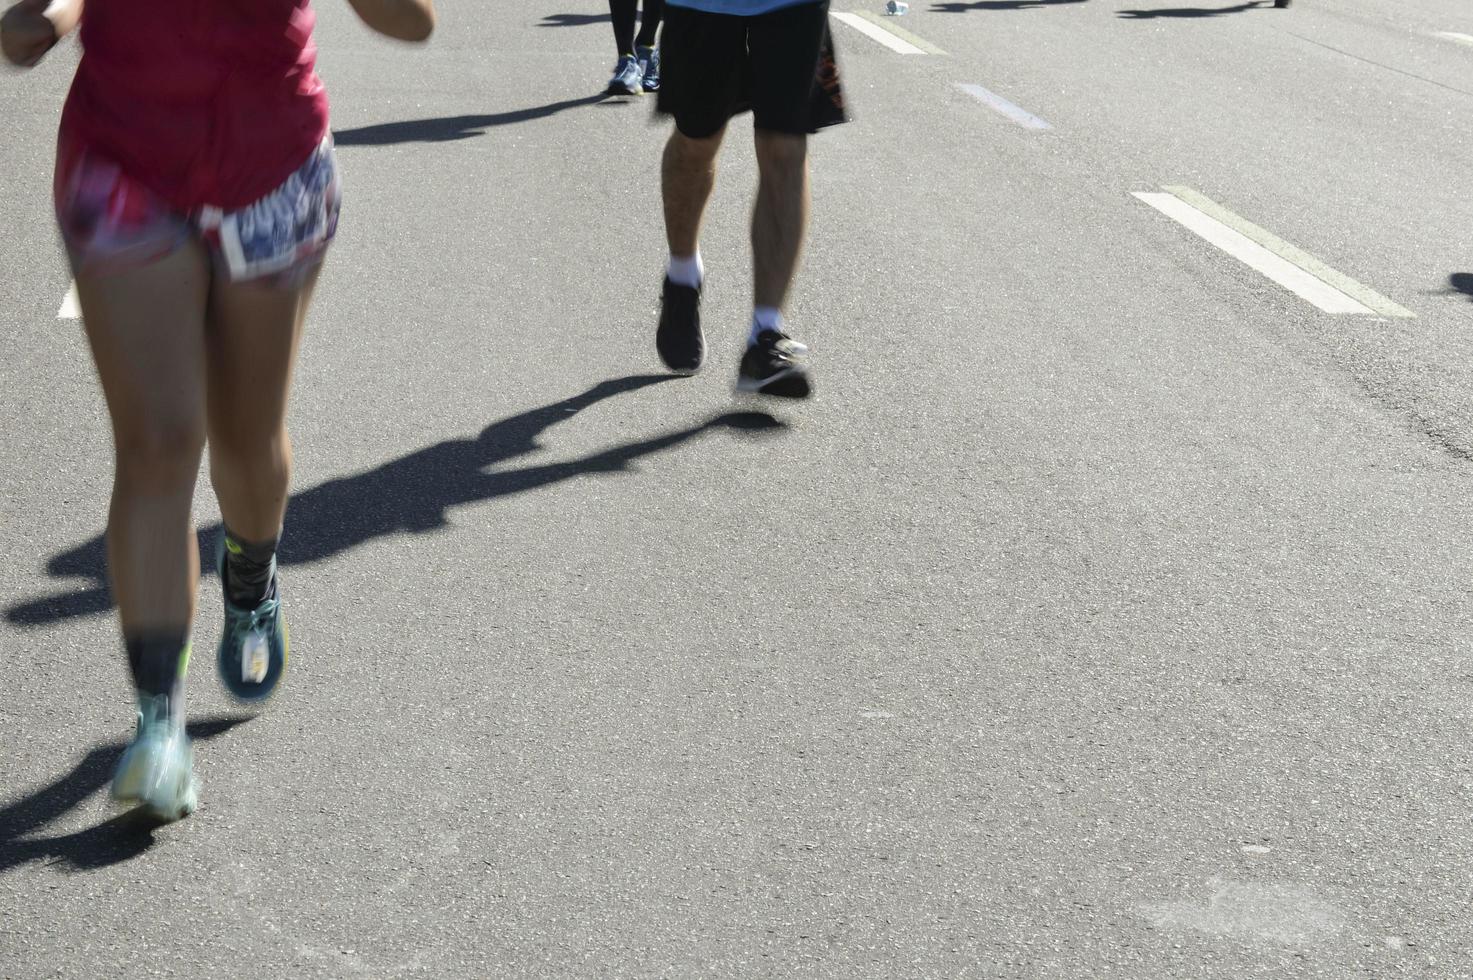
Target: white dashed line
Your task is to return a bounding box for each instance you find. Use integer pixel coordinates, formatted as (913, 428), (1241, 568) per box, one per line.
(1436, 31), (1473, 47)
(58, 283), (80, 320)
(831, 11), (927, 54)
(955, 82), (1052, 130)
(1164, 185), (1414, 317)
(850, 10), (947, 54)
(1134, 189), (1410, 316)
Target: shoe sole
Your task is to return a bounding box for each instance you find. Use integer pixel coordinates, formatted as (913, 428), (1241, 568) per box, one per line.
(737, 366), (812, 399)
(137, 785), (197, 821)
(607, 83), (642, 96)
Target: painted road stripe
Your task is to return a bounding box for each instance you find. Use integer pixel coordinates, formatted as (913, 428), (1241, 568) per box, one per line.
(1162, 186), (1414, 317)
(831, 11), (927, 55)
(1134, 191), (1388, 316)
(955, 82), (1052, 130)
(1437, 31), (1473, 47)
(851, 10), (947, 55)
(58, 282), (79, 319)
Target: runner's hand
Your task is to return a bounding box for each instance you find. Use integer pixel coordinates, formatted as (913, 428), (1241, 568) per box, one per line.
(1, 0), (58, 68)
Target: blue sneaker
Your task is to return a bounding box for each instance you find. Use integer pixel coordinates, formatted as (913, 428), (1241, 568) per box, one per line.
(607, 53), (643, 96)
(111, 691), (196, 821)
(637, 46), (660, 93)
(216, 539), (288, 703)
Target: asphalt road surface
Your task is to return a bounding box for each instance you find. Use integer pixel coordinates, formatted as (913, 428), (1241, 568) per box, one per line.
(3, 0), (1473, 976)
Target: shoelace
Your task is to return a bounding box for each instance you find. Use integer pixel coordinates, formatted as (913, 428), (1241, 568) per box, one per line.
(240, 597), (279, 636)
(760, 332), (809, 357)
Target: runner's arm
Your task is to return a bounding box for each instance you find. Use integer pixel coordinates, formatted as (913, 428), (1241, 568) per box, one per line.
(1, 0), (82, 68)
(344, 0), (434, 42)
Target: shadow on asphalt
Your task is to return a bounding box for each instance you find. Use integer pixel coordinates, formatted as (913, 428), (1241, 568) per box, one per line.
(7, 375), (788, 627)
(0, 718), (249, 874)
(1117, 1), (1274, 17)
(1448, 273), (1473, 301)
(931, 0), (1084, 11)
(332, 94), (609, 146)
(539, 12), (613, 26)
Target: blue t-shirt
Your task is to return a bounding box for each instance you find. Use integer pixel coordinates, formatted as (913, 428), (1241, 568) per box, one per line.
(666, 0), (816, 13)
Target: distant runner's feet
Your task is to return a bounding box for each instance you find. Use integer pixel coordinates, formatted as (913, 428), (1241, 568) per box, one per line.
(608, 54), (643, 95)
(637, 45), (661, 92)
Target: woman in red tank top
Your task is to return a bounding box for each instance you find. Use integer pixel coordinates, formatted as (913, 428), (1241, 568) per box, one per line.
(2, 0), (435, 822)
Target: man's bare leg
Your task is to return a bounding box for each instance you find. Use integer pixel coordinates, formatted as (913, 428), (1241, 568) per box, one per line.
(736, 128), (813, 398)
(657, 125), (726, 373)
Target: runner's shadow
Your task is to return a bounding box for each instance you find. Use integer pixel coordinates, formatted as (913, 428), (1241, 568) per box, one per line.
(539, 12), (613, 26)
(7, 375), (788, 626)
(1117, 1), (1268, 16)
(931, 0), (1084, 10)
(332, 94), (608, 146)
(0, 718), (248, 874)
(1448, 273), (1473, 301)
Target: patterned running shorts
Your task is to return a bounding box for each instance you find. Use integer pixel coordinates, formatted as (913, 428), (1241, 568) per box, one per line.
(55, 135), (341, 287)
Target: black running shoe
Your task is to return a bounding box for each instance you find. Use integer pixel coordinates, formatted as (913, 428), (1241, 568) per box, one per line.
(737, 330), (812, 399)
(657, 277), (704, 373)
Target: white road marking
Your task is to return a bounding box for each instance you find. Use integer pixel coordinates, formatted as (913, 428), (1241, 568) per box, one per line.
(851, 9), (947, 54)
(955, 82), (1052, 130)
(57, 282), (80, 319)
(831, 11), (927, 54)
(1161, 185), (1414, 317)
(1147, 882), (1347, 944)
(1134, 191), (1390, 315)
(1437, 31), (1473, 47)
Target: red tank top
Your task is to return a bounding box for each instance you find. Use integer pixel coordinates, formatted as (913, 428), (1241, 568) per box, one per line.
(59, 0), (331, 211)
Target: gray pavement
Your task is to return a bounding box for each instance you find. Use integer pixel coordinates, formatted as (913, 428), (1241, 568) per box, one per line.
(3, 0), (1473, 976)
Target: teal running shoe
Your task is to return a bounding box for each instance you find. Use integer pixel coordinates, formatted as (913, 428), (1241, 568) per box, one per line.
(216, 538), (288, 703)
(111, 692), (197, 821)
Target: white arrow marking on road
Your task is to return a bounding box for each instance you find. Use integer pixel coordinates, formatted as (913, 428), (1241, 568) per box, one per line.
(1134, 191), (1390, 316)
(955, 83), (1052, 130)
(58, 282), (80, 319)
(831, 11), (927, 54)
(1437, 31), (1473, 47)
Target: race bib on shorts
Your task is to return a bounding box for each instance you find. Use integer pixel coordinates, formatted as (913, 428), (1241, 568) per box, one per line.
(207, 138), (341, 282)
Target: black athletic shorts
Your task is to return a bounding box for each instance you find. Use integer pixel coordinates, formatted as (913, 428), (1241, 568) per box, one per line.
(655, 1), (848, 139)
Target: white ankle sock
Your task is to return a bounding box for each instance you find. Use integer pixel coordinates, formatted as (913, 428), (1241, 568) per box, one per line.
(749, 306), (783, 344)
(667, 252), (704, 288)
